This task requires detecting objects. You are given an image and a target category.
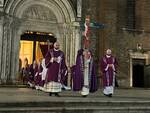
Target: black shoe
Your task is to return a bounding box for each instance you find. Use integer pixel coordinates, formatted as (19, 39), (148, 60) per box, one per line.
(55, 93), (60, 97)
(82, 95), (87, 97)
(49, 93), (52, 96)
(104, 93), (112, 97)
(32, 87), (35, 89)
(103, 93), (108, 97)
(108, 94), (112, 97)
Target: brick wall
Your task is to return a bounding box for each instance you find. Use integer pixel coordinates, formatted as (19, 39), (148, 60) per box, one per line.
(81, 0), (150, 87)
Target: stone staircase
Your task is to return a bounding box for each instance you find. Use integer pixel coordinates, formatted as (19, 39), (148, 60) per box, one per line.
(0, 88), (150, 113)
(0, 100), (150, 113)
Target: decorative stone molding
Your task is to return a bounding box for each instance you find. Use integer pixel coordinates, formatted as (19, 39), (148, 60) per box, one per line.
(0, 0), (81, 84)
(129, 50), (150, 87)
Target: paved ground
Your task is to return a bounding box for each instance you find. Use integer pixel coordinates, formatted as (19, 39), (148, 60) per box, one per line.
(0, 88), (150, 103)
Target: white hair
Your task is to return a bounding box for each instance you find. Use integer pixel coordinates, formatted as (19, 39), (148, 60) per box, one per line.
(106, 49), (112, 54)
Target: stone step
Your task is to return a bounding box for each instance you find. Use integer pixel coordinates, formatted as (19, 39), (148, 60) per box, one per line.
(0, 106), (150, 113)
(0, 88), (150, 113)
(0, 101), (150, 108)
(0, 101), (150, 113)
(0, 85), (27, 88)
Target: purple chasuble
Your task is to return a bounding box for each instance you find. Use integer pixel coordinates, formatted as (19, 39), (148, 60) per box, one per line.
(28, 64), (37, 84)
(34, 64), (43, 86)
(100, 55), (117, 87)
(22, 64), (30, 84)
(72, 49), (97, 92)
(45, 49), (67, 84)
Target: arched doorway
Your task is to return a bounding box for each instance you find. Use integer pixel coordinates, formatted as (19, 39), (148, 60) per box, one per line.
(1, 0), (80, 84)
(18, 31), (56, 84)
(20, 31), (56, 66)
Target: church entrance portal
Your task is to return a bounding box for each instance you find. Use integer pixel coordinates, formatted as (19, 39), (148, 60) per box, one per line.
(19, 31), (56, 65)
(0, 0), (79, 84)
(18, 31), (56, 84)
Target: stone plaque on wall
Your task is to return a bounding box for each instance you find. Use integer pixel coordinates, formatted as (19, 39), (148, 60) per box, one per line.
(0, 0), (4, 7)
(77, 0), (82, 18)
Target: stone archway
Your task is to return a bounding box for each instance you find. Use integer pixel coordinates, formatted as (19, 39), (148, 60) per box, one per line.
(0, 0), (80, 84)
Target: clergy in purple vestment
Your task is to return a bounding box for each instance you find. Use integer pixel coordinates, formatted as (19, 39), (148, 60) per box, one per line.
(22, 58), (30, 85)
(100, 49), (118, 97)
(39, 58), (48, 92)
(61, 65), (71, 91)
(73, 48), (97, 97)
(28, 60), (37, 88)
(34, 59), (43, 90)
(44, 42), (67, 97)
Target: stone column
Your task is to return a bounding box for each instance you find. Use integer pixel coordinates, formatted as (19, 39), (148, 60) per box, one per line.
(66, 31), (71, 66)
(69, 30), (73, 66)
(1, 17), (9, 84)
(56, 23), (65, 52)
(0, 17), (17, 84)
(67, 24), (81, 87)
(0, 16), (3, 83)
(0, 17), (21, 84)
(63, 23), (71, 66)
(71, 27), (76, 65)
(10, 20), (21, 84)
(6, 18), (13, 83)
(129, 55), (133, 87)
(74, 25), (81, 60)
(71, 25), (81, 65)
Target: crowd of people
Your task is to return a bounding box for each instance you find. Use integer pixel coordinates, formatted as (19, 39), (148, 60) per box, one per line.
(19, 41), (118, 98)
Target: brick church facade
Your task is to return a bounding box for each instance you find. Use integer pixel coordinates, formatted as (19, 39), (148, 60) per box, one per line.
(0, 0), (149, 87)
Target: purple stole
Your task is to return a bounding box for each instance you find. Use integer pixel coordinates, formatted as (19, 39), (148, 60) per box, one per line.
(80, 55), (93, 88)
(103, 56), (115, 86)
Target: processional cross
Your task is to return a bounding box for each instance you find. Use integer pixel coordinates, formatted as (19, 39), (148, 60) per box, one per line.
(81, 15), (105, 49)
